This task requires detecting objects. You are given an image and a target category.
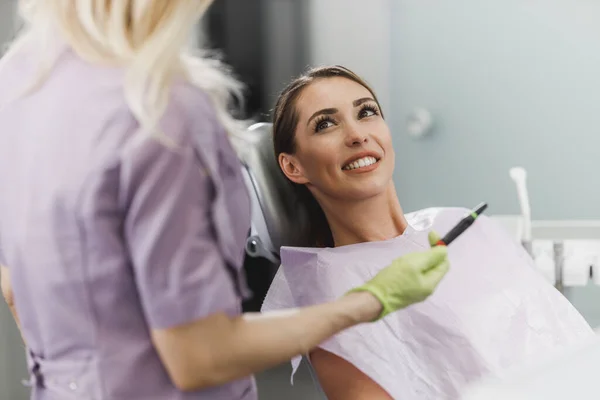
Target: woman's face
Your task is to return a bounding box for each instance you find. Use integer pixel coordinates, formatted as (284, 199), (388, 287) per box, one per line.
(279, 77), (395, 203)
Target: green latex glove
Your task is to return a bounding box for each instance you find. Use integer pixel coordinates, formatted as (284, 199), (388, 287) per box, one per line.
(348, 231), (450, 320)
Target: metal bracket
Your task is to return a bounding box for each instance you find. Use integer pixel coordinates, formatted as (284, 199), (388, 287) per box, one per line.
(246, 235), (279, 265)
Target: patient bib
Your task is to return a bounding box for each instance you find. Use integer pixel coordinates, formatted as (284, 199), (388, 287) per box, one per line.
(261, 207), (593, 399)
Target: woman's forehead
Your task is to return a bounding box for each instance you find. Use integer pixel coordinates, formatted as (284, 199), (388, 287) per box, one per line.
(296, 77), (374, 117)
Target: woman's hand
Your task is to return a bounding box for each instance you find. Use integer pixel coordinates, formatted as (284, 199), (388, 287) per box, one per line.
(348, 231), (450, 320)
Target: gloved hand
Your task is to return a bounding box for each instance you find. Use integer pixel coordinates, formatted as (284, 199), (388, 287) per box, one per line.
(347, 231), (450, 320)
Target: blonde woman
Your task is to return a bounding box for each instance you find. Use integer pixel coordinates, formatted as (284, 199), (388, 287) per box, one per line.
(0, 1), (450, 399)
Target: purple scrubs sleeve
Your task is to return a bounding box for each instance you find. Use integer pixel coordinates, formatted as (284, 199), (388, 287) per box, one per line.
(123, 115), (242, 329)
(0, 47), (256, 400)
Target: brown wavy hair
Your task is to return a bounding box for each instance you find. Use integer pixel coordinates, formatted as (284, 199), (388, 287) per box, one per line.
(272, 65), (384, 247)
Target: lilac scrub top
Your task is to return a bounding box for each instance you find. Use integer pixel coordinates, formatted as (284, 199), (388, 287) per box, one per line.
(0, 47), (257, 400)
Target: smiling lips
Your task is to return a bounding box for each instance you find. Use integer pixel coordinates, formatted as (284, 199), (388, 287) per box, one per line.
(342, 156), (380, 171)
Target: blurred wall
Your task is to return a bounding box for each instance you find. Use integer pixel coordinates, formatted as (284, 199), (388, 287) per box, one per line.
(307, 0), (392, 111)
(389, 0), (600, 219)
(262, 0), (308, 113)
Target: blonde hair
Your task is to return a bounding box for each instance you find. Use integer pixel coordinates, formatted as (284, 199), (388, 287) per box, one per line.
(1, 0), (245, 139)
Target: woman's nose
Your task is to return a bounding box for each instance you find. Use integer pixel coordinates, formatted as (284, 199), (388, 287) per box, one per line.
(345, 128), (369, 146)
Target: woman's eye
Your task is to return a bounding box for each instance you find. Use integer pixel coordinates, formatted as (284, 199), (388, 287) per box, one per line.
(316, 120), (334, 132)
(359, 108), (377, 118)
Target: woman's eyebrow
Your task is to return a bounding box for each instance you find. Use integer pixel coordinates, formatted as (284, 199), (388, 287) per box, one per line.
(306, 97), (376, 126)
(353, 97), (375, 107)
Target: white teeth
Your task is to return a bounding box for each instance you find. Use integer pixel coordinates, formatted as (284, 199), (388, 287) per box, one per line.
(343, 156), (378, 170)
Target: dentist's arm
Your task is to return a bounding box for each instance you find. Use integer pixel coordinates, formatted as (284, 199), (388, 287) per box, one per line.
(152, 291), (383, 391)
(151, 242), (448, 392)
(147, 246), (448, 392)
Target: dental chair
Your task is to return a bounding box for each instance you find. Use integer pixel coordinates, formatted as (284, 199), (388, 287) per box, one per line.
(230, 122), (311, 264)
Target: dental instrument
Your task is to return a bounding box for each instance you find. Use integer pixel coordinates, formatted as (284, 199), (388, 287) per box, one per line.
(436, 202), (488, 246)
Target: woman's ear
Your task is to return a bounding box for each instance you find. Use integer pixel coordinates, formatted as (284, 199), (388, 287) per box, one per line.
(278, 153), (309, 185)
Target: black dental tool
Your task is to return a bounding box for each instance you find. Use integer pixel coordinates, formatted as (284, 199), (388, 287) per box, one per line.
(436, 202), (488, 246)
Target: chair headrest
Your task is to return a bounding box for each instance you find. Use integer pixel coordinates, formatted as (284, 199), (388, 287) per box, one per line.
(230, 123), (311, 263)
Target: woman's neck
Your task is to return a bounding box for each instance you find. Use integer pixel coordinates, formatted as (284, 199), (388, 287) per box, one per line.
(320, 184), (408, 247)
